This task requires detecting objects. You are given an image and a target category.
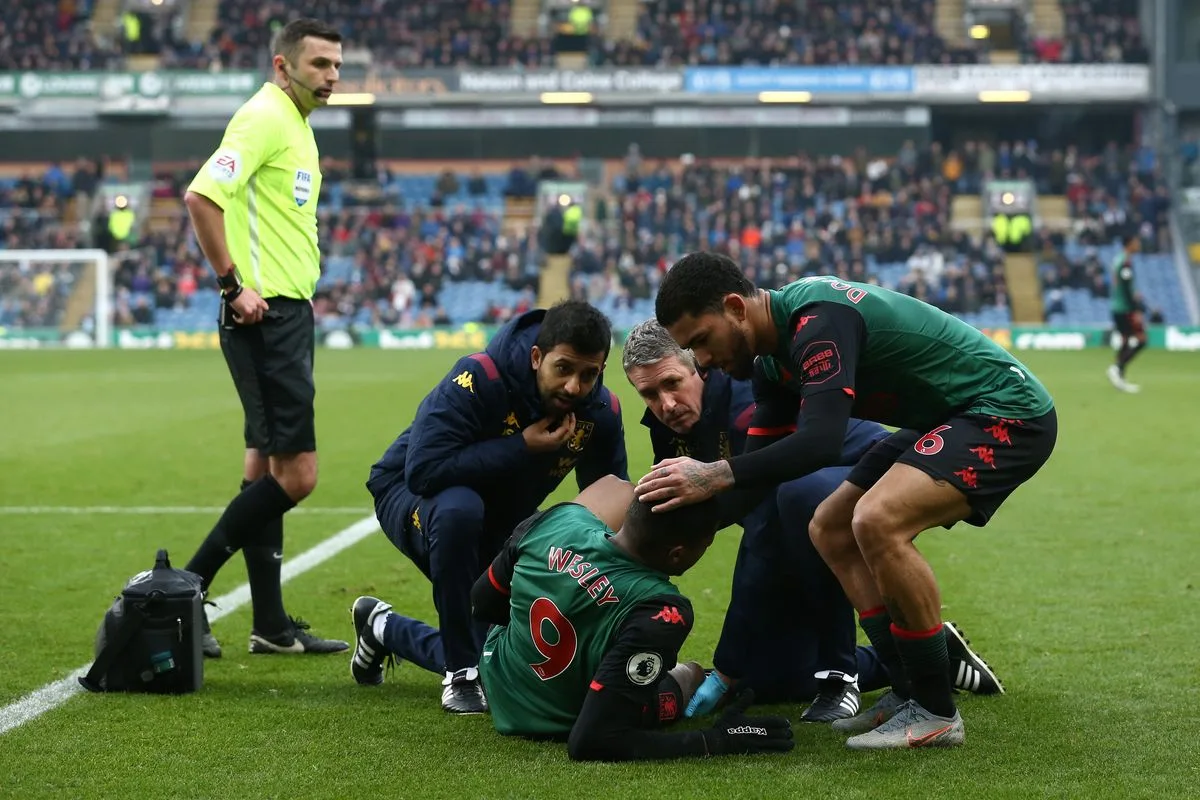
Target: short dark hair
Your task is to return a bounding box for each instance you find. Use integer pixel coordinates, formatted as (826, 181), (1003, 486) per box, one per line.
(536, 300), (612, 357)
(623, 496), (720, 559)
(273, 18), (342, 63)
(655, 252), (756, 327)
(1122, 230), (1140, 248)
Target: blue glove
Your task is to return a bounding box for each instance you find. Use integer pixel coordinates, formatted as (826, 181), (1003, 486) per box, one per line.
(685, 670), (730, 718)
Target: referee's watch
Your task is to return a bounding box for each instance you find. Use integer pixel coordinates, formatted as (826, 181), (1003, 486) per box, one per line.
(217, 266), (244, 302)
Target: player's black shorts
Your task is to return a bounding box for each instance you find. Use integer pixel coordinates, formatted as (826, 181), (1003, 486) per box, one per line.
(1112, 311), (1145, 339)
(846, 409), (1058, 527)
(219, 296), (316, 455)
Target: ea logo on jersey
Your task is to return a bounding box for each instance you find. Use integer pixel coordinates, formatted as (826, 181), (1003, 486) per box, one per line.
(209, 149), (241, 182)
(294, 170), (313, 206)
(626, 652), (663, 686)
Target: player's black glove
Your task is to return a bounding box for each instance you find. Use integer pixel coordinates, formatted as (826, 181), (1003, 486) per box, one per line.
(700, 690), (794, 756)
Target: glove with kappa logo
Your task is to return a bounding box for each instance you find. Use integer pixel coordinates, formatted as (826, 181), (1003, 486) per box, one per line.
(700, 690), (795, 756)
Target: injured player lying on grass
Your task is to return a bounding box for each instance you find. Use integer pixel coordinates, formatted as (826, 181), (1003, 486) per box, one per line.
(350, 475), (795, 761)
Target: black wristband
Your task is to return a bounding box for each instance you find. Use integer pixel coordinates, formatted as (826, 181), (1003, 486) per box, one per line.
(216, 267), (241, 293)
(222, 284), (244, 303)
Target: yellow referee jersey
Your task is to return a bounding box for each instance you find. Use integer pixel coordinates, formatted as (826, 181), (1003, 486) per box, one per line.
(189, 83), (322, 300)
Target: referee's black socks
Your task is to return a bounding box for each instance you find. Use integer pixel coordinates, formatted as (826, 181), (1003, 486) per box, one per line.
(186, 475), (296, 591)
(242, 483), (291, 636)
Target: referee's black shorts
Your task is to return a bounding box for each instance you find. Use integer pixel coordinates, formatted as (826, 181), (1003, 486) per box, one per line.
(219, 296), (316, 455)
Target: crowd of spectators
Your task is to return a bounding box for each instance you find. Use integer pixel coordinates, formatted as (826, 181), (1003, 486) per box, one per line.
(943, 139), (1170, 251)
(1038, 239), (1109, 302)
(115, 159), (543, 330)
(6, 0), (1150, 71)
(166, 0), (558, 71)
(0, 135), (1179, 333)
(0, 0), (198, 70)
(181, 0), (1145, 69)
(570, 137), (1172, 319)
(0, 260), (82, 329)
(0, 0), (118, 71)
(0, 159), (103, 329)
(606, 0), (979, 67)
(572, 142), (1007, 318)
(1026, 0), (1149, 65)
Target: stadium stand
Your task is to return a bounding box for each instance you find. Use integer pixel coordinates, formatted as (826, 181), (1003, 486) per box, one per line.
(0, 159), (101, 329)
(131, 159), (539, 332)
(0, 0), (117, 70)
(0, 0), (200, 68)
(1034, 139), (1181, 325)
(0, 0), (1151, 71)
(3, 138), (1185, 334)
(141, 0), (1150, 68)
(0, 0), (1173, 335)
(176, 0), (553, 70)
(569, 143), (1011, 330)
(1052, 0), (1150, 64)
(606, 0), (980, 66)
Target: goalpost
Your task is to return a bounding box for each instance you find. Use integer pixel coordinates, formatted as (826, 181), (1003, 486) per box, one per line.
(0, 249), (111, 349)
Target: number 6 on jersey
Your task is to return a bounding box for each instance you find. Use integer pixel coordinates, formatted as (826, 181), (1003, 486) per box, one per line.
(529, 596), (578, 680)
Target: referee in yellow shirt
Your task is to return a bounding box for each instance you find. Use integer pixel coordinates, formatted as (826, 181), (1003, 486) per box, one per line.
(182, 18), (346, 657)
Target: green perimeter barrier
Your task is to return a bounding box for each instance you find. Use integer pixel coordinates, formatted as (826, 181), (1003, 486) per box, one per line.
(2, 324), (1200, 352)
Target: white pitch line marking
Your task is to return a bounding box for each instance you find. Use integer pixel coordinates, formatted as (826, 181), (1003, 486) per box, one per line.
(0, 514), (380, 736)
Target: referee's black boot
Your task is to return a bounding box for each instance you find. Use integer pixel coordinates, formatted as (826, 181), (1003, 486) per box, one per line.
(249, 616), (349, 655)
(441, 667), (488, 714)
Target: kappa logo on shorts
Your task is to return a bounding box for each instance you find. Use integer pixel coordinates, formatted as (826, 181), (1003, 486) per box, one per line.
(626, 652), (663, 686)
(954, 467), (979, 489)
(984, 420), (1013, 445)
(294, 169), (313, 206)
(969, 445), (996, 468)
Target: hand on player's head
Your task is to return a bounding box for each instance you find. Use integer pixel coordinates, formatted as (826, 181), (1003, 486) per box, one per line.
(620, 487), (719, 575)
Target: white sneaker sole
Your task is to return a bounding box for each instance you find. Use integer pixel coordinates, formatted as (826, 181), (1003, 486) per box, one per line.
(248, 634), (306, 654)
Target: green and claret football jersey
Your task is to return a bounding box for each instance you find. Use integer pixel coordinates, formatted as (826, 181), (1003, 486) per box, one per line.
(759, 276), (1054, 428)
(480, 503), (682, 736)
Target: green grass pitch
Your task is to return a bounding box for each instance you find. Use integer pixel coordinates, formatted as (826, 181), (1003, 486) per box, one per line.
(0, 348), (1197, 799)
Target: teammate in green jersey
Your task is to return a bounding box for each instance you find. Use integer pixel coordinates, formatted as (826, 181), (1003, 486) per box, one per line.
(636, 252), (1058, 751)
(1107, 232), (1146, 393)
(471, 475), (795, 761)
